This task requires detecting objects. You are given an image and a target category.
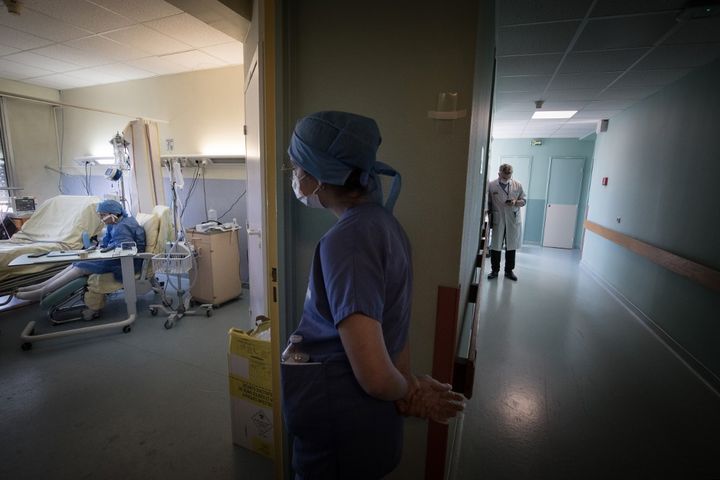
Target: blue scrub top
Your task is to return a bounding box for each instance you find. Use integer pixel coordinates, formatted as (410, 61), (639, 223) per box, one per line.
(74, 215), (146, 281)
(293, 202), (413, 362)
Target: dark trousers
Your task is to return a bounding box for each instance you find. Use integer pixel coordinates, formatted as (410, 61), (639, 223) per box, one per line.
(490, 249), (516, 273)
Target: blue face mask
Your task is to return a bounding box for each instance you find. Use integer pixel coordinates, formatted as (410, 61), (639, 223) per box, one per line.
(292, 171), (324, 209)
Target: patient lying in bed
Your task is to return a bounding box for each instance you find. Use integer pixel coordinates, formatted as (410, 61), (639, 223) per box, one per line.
(0, 195), (104, 287)
(16, 200), (146, 319)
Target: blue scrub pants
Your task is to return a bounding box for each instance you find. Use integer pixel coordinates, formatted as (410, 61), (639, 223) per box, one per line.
(282, 361), (403, 479)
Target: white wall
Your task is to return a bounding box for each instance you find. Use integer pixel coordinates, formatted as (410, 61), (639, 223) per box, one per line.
(59, 66), (245, 180)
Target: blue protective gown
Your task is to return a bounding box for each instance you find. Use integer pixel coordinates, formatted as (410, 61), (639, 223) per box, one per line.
(281, 202), (413, 480)
(74, 215), (146, 281)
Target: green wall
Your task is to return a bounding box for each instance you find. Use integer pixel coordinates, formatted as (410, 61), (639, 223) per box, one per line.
(489, 138), (596, 247)
(582, 59), (720, 381)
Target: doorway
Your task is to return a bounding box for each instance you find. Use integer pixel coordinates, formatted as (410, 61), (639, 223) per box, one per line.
(542, 156), (585, 249)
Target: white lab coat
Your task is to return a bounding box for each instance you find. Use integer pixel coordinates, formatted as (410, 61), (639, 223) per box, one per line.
(488, 178), (526, 251)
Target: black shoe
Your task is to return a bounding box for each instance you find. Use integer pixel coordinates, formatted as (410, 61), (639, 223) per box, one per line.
(505, 271), (518, 281)
(487, 271), (498, 280)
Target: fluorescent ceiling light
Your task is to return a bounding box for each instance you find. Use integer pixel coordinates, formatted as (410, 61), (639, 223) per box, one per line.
(531, 110), (577, 119)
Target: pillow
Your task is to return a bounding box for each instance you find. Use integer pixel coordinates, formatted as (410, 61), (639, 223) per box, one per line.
(136, 213), (161, 253)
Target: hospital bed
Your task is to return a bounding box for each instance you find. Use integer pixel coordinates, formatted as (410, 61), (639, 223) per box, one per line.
(0, 196), (104, 305)
(14, 205), (172, 349)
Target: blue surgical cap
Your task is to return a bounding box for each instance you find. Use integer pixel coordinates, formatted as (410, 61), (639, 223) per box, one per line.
(288, 111), (402, 212)
(96, 199), (125, 216)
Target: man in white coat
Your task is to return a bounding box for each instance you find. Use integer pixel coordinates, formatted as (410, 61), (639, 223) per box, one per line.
(487, 163), (526, 281)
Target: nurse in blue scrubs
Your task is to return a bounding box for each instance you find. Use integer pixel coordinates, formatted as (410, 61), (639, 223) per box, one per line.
(282, 111), (465, 479)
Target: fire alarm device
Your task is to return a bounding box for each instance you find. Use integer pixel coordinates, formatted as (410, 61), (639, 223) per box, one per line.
(602, 177), (608, 186)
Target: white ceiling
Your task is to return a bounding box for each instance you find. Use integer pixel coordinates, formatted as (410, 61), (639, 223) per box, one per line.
(493, 0), (720, 139)
(0, 0), (243, 90)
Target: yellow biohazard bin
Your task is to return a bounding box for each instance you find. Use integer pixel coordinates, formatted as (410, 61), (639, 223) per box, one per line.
(227, 321), (274, 459)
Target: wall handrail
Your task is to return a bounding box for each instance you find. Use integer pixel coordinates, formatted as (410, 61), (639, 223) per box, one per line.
(584, 220), (720, 293)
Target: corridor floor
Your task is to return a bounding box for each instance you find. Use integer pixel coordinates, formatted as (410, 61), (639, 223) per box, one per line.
(455, 246), (720, 479)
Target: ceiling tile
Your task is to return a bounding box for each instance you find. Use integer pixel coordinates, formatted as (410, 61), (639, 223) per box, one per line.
(590, 0), (687, 17)
(0, 44), (19, 55)
(545, 88), (601, 100)
(0, 26), (53, 50)
(89, 63), (154, 80)
(597, 85), (663, 100)
(496, 75), (551, 92)
(64, 66), (124, 85)
(613, 68), (690, 87)
(158, 50), (226, 70)
(575, 13), (678, 50)
(23, 73), (95, 89)
(665, 17), (720, 44)
(560, 49), (648, 73)
(550, 72), (619, 90)
(497, 21), (580, 56)
(0, 8), (91, 42)
(493, 111), (534, 121)
(90, 0), (183, 22)
(103, 25), (191, 56)
(498, 0), (593, 26)
(66, 35), (150, 61)
(582, 99), (636, 109)
(496, 54), (563, 75)
(573, 109), (622, 119)
(30, 43), (107, 67)
(540, 100), (589, 110)
(22, 0), (134, 33)
(494, 120), (530, 129)
(495, 92), (542, 104)
(494, 101), (536, 112)
(0, 58), (54, 79)
(201, 42), (244, 64)
(4, 51), (81, 73)
(635, 43), (720, 69)
(125, 56), (187, 75)
(145, 13), (235, 48)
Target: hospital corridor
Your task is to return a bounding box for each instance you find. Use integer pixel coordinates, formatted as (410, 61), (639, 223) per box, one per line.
(456, 247), (720, 478)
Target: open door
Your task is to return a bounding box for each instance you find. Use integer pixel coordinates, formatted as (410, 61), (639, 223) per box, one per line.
(244, 54), (268, 328)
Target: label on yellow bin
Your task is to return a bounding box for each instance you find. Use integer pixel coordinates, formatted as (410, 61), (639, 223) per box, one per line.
(227, 325), (274, 458)
(229, 376), (272, 408)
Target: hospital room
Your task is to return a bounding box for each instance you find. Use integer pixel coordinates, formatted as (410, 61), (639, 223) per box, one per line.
(0, 1), (275, 478)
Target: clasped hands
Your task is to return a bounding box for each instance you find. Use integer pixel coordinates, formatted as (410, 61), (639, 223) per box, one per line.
(395, 374), (466, 424)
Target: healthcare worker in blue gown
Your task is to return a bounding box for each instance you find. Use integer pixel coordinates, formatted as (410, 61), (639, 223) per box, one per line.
(282, 111), (465, 480)
(16, 200), (146, 319)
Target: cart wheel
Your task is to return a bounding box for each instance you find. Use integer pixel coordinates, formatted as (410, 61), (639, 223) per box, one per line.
(164, 319), (173, 329)
(123, 325), (132, 334)
(205, 308), (213, 317)
(21, 342), (32, 351)
(150, 307), (158, 316)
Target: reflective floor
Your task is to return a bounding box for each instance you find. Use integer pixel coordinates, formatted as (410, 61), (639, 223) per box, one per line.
(455, 246), (720, 479)
(0, 287), (272, 480)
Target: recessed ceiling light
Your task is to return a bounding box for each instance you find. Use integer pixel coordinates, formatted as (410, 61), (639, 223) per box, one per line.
(531, 110), (577, 119)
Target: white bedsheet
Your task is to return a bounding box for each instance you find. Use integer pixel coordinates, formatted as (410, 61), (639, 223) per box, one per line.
(0, 195), (104, 284)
